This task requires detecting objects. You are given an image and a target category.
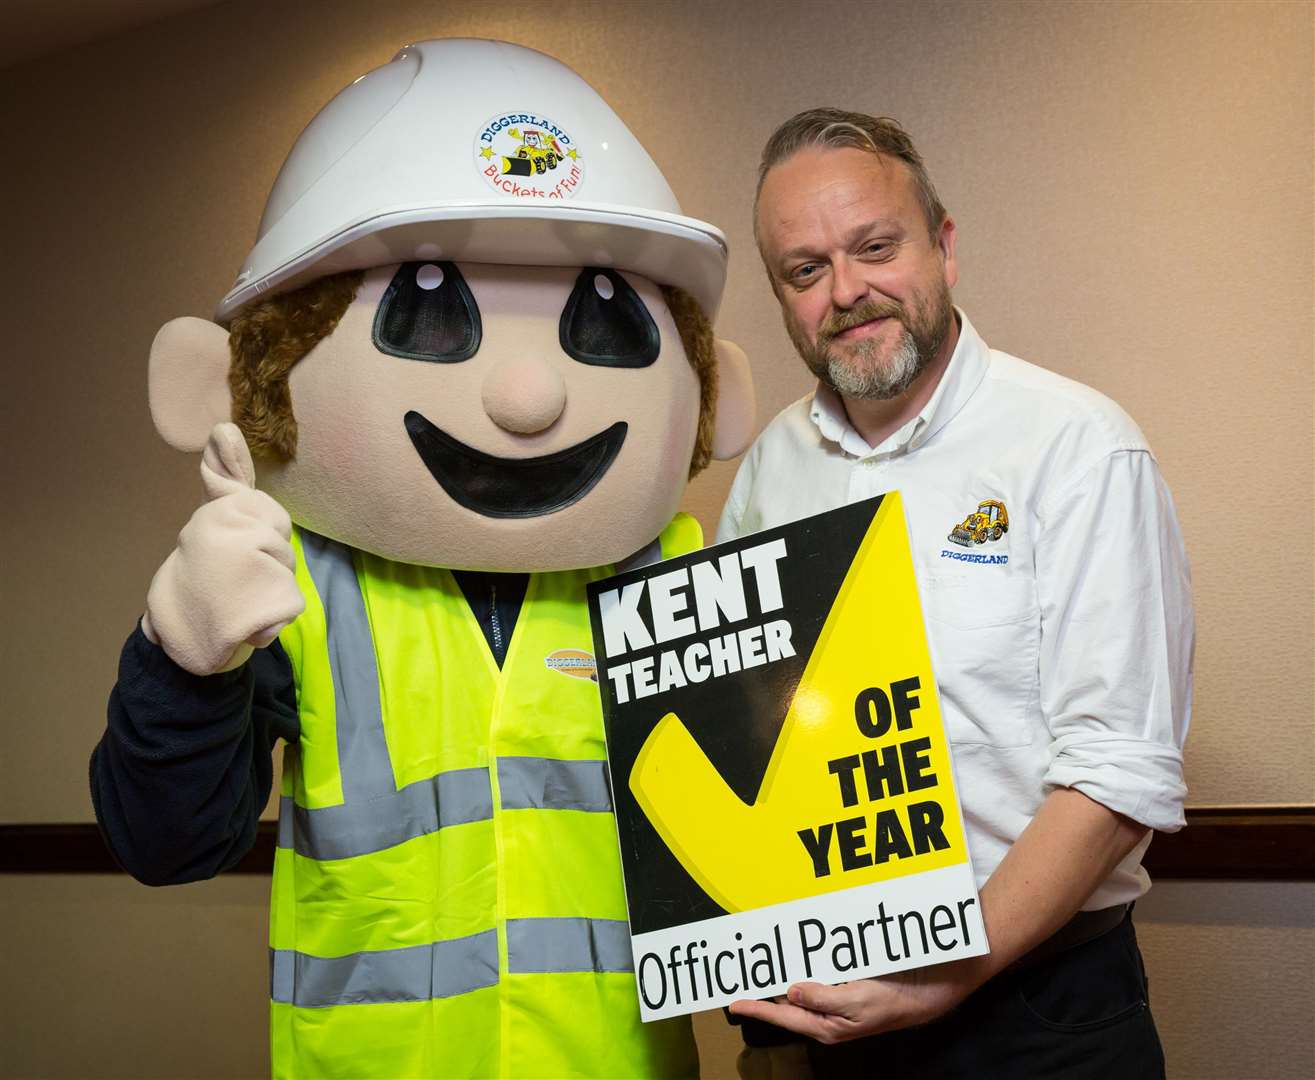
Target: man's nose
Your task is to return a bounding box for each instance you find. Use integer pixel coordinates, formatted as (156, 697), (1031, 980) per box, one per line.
(481, 355), (567, 434)
(829, 257), (868, 310)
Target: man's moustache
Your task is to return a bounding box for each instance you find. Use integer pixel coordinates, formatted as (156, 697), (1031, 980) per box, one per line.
(818, 302), (905, 344)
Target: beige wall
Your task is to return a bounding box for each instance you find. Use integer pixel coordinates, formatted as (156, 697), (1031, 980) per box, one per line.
(2, 1), (1311, 1077)
(4, 875), (1308, 1079)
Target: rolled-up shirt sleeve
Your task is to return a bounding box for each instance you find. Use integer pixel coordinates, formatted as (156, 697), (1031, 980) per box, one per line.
(1035, 449), (1194, 832)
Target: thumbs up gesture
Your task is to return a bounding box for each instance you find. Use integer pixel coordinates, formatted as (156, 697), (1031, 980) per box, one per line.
(141, 423), (305, 675)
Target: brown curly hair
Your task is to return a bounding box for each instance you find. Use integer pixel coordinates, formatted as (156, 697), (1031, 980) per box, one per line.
(228, 271), (363, 460)
(227, 270), (719, 476)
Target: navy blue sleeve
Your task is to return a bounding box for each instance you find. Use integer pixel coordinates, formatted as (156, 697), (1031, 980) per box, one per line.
(90, 622), (299, 886)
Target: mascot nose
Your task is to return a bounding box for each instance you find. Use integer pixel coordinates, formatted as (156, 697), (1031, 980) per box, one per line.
(481, 355), (568, 434)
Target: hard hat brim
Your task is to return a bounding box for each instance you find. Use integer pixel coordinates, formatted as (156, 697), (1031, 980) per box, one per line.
(216, 203), (728, 325)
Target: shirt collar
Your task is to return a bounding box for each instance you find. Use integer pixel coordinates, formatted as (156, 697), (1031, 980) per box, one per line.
(809, 307), (990, 458)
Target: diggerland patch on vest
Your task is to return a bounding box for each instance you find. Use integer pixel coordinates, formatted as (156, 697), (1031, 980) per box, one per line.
(586, 492), (988, 1021)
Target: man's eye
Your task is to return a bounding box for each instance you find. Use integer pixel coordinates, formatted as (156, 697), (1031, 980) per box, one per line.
(790, 264), (820, 283)
(559, 268), (659, 368)
(373, 261), (482, 362)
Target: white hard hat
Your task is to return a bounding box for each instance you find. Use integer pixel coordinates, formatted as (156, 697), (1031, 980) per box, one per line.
(216, 39), (728, 323)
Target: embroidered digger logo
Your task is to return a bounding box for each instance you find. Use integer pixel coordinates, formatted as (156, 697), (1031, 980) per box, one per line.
(947, 499), (1009, 547)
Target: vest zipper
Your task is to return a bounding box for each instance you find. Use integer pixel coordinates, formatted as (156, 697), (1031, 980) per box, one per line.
(490, 581), (503, 657)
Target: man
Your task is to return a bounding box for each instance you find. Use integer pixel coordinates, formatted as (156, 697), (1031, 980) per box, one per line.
(720, 108), (1191, 1078)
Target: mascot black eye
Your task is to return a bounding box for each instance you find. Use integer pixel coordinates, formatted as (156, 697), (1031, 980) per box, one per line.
(373, 262), (482, 362)
(558, 268), (660, 368)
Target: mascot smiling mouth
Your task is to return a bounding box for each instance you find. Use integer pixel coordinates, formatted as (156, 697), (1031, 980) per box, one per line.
(404, 411), (628, 519)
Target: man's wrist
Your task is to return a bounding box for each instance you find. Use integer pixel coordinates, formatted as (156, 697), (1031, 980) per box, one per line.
(930, 950), (998, 1004)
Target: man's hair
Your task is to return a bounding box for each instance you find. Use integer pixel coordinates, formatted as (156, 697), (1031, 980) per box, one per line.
(228, 271), (719, 478)
(755, 108), (946, 237)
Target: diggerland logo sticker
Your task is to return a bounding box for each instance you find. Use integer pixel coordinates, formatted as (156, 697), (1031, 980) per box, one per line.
(545, 649), (598, 682)
(475, 112), (584, 200)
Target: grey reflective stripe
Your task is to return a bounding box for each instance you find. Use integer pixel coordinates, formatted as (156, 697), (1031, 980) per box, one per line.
(271, 946), (294, 1004)
(289, 532), (495, 861)
(276, 765), (492, 859)
(299, 531), (394, 802)
(497, 758), (612, 813)
(270, 930), (499, 1008)
(276, 798), (294, 850)
(506, 917), (633, 974)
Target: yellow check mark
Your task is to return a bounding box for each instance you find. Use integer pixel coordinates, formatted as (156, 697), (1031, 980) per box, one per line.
(629, 493), (966, 912)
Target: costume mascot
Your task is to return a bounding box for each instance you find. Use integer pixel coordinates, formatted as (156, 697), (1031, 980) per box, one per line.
(91, 38), (754, 1079)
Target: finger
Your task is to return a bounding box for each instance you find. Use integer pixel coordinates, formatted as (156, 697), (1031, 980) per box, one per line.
(247, 522), (298, 573)
(247, 626), (284, 649)
(190, 483), (292, 542)
(246, 604), (301, 649)
(727, 997), (836, 1043)
(179, 503), (295, 568)
(239, 507), (297, 569)
(201, 422), (256, 500)
(240, 561), (306, 647)
(787, 980), (865, 1019)
(210, 422), (257, 487)
(224, 486), (294, 539)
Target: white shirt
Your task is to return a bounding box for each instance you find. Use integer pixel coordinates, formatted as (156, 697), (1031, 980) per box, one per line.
(717, 311), (1193, 908)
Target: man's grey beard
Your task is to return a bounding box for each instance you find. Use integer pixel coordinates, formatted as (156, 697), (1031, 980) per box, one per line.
(791, 288), (954, 401)
(821, 329), (924, 400)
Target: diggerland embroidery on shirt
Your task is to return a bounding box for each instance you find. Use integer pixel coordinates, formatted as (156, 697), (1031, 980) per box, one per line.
(544, 648), (598, 682)
(942, 499), (1010, 565)
(475, 112), (583, 199)
(946, 499), (1009, 547)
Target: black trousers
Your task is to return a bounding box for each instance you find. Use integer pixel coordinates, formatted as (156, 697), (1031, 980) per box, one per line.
(799, 910), (1164, 1079)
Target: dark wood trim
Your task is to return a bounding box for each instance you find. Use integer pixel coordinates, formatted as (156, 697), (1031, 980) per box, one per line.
(0, 822), (279, 876)
(1141, 805), (1314, 882)
(3, 806), (1313, 879)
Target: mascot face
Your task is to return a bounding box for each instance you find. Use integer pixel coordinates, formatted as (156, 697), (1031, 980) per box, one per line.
(149, 39), (754, 574)
(255, 262), (706, 571)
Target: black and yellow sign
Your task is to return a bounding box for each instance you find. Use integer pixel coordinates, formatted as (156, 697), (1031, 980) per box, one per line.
(587, 493), (986, 1021)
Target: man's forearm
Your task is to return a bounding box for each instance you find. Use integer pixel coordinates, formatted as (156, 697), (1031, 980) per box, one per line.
(961, 785), (1149, 984)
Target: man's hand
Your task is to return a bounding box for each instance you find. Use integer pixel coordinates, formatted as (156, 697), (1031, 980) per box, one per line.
(727, 789), (1148, 1045)
(141, 422), (304, 675)
(728, 955), (987, 1044)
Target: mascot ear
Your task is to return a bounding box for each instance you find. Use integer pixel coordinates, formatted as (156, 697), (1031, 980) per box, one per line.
(149, 317), (232, 452)
(711, 339), (755, 460)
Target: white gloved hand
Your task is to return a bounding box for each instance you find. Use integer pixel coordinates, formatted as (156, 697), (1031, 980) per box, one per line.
(141, 422), (305, 675)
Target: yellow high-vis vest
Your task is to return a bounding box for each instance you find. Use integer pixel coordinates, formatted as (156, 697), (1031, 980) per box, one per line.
(270, 517), (702, 1079)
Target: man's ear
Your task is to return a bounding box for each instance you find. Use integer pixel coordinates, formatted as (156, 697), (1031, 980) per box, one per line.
(938, 215), (958, 289)
(149, 317), (232, 452)
(711, 339), (755, 460)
